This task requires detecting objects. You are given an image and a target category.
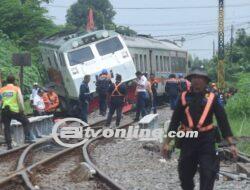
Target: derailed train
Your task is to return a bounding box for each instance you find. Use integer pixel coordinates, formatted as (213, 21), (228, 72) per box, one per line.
(39, 30), (188, 111)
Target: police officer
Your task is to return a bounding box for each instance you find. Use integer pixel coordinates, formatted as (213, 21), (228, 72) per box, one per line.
(106, 74), (126, 127)
(0, 75), (35, 150)
(161, 68), (238, 190)
(149, 73), (158, 113)
(79, 75), (91, 123)
(165, 73), (179, 110)
(96, 69), (111, 116)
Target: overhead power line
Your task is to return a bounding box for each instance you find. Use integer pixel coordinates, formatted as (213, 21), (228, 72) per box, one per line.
(119, 15), (250, 27)
(44, 3), (250, 10)
(114, 4), (250, 10)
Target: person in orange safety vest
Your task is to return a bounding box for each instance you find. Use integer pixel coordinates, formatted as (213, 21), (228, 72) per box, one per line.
(162, 68), (238, 190)
(43, 87), (59, 114)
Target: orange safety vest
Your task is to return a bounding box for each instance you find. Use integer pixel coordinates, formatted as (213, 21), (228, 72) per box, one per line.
(181, 91), (215, 132)
(111, 83), (123, 96)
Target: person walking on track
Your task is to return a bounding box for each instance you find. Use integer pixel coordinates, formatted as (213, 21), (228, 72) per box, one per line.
(79, 75), (92, 123)
(165, 73), (179, 110)
(134, 71), (148, 122)
(0, 75), (35, 150)
(161, 68), (238, 190)
(106, 74), (127, 127)
(96, 69), (111, 116)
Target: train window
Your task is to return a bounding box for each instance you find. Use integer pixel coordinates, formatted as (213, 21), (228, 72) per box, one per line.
(144, 55), (147, 71)
(140, 54), (143, 71)
(160, 56), (163, 71)
(171, 57), (176, 73)
(96, 37), (123, 56)
(134, 54), (139, 70)
(163, 56), (167, 71)
(156, 56), (159, 71)
(59, 53), (66, 67)
(54, 53), (59, 68)
(68, 46), (94, 66)
(48, 57), (52, 66)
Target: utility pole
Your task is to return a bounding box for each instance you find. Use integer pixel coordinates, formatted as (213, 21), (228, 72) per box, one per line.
(230, 24), (234, 63)
(213, 40), (215, 57)
(218, 0), (225, 89)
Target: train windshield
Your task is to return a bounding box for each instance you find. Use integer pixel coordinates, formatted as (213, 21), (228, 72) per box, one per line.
(96, 37), (123, 56)
(68, 46), (94, 66)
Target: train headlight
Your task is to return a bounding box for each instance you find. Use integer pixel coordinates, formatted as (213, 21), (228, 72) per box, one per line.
(71, 67), (79, 75)
(72, 41), (79, 48)
(122, 51), (129, 58)
(96, 31), (109, 39)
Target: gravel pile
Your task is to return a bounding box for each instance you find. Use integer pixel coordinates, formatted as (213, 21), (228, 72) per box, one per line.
(91, 106), (250, 190)
(92, 139), (250, 190)
(32, 149), (111, 190)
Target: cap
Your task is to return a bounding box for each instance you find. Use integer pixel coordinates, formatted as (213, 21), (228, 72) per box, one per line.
(185, 67), (211, 82)
(101, 69), (108, 74)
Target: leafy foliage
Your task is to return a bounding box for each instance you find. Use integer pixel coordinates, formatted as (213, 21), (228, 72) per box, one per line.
(66, 0), (116, 30)
(0, 0), (59, 49)
(0, 34), (42, 96)
(226, 73), (250, 119)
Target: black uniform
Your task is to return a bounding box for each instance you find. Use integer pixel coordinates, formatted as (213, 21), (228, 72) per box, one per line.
(106, 82), (126, 127)
(168, 90), (233, 190)
(96, 74), (111, 116)
(79, 81), (91, 123)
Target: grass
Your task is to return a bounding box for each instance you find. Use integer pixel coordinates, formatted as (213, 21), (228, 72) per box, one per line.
(24, 100), (33, 115)
(229, 117), (250, 155)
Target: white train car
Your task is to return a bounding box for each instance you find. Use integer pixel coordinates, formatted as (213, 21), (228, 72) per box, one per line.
(39, 30), (188, 111)
(39, 30), (136, 111)
(123, 35), (188, 95)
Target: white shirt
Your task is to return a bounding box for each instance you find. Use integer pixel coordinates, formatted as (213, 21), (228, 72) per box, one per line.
(33, 94), (45, 111)
(136, 75), (148, 92)
(30, 88), (39, 101)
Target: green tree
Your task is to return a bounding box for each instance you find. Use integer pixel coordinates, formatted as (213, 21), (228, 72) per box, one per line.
(115, 26), (137, 36)
(66, 0), (116, 30)
(0, 0), (59, 49)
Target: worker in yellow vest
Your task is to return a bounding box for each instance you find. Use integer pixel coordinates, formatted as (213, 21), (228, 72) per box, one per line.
(0, 75), (35, 150)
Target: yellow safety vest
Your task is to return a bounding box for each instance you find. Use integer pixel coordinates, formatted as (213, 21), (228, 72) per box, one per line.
(0, 84), (20, 113)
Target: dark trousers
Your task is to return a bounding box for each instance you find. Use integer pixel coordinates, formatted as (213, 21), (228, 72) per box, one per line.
(135, 92), (147, 120)
(81, 102), (89, 123)
(169, 94), (178, 110)
(99, 93), (107, 115)
(178, 138), (219, 190)
(152, 95), (157, 114)
(106, 103), (123, 127)
(2, 108), (32, 146)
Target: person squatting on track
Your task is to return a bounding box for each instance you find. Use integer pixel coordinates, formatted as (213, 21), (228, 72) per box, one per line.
(134, 71), (148, 122)
(161, 68), (238, 190)
(96, 69), (112, 116)
(32, 89), (46, 116)
(165, 74), (179, 110)
(42, 87), (59, 114)
(79, 75), (92, 123)
(0, 75), (35, 150)
(106, 74), (127, 128)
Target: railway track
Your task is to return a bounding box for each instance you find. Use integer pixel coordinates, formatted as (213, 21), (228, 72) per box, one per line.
(85, 106), (250, 190)
(0, 110), (136, 190)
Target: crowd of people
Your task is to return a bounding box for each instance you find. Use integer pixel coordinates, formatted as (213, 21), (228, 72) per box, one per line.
(0, 68), (240, 190)
(0, 69), (237, 151)
(79, 69), (193, 126)
(0, 75), (59, 149)
(29, 83), (59, 116)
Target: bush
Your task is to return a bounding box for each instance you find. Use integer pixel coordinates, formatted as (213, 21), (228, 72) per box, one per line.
(226, 73), (250, 119)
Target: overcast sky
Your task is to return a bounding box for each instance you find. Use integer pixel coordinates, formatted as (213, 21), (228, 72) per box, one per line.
(44, 0), (250, 59)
